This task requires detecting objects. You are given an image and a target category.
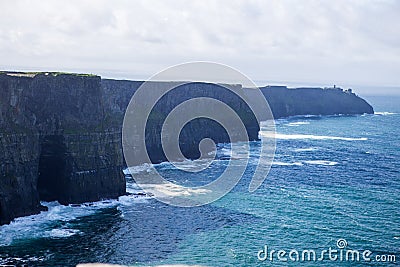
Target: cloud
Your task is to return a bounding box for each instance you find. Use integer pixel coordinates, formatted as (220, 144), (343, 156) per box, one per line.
(0, 0), (399, 88)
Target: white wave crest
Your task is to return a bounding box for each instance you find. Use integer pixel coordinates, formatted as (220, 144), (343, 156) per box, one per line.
(293, 147), (318, 152)
(374, 112), (397, 116)
(286, 121), (310, 127)
(47, 228), (81, 238)
(272, 159), (338, 166)
(0, 180), (148, 246)
(124, 163), (153, 175)
(261, 132), (367, 141)
(273, 161), (303, 166)
(304, 160), (338, 166)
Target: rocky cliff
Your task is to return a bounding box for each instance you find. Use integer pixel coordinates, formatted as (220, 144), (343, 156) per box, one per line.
(257, 85), (374, 118)
(0, 73), (125, 225)
(101, 79), (260, 164)
(0, 73), (373, 225)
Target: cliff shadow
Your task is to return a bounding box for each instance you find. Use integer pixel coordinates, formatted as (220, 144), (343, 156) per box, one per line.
(37, 135), (69, 202)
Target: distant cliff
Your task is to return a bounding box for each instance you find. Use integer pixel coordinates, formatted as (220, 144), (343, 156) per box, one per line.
(0, 72), (373, 225)
(101, 79), (260, 164)
(257, 85), (373, 118)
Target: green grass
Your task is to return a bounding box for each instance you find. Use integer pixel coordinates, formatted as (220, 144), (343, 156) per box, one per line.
(0, 71), (98, 77)
(49, 72), (98, 77)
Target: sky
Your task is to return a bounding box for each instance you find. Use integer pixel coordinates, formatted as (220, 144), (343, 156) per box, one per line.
(0, 0), (399, 95)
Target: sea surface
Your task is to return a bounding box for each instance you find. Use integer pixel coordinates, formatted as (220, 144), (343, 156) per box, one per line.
(1, 95), (399, 266)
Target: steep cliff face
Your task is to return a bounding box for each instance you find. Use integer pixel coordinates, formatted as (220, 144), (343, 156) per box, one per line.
(0, 73), (125, 225)
(101, 80), (259, 164)
(0, 74), (42, 225)
(0, 73), (374, 225)
(0, 133), (43, 225)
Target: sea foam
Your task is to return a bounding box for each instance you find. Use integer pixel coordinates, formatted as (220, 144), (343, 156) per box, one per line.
(48, 228), (81, 238)
(261, 133), (368, 141)
(374, 111), (397, 115)
(293, 147), (319, 152)
(304, 160), (338, 166)
(0, 179), (148, 246)
(273, 161), (303, 166)
(286, 121), (311, 127)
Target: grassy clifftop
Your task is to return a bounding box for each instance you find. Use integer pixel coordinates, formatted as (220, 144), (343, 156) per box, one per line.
(0, 71), (98, 78)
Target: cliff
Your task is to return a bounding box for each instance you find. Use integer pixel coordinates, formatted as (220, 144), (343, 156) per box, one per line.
(0, 73), (125, 225)
(0, 72), (373, 225)
(101, 79), (259, 164)
(257, 85), (373, 118)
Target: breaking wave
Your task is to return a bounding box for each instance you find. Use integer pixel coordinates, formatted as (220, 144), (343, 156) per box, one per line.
(0, 179), (149, 246)
(374, 112), (397, 116)
(261, 133), (368, 141)
(286, 121), (310, 127)
(304, 160), (339, 166)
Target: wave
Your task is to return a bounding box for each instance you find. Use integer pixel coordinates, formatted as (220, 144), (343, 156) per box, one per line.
(125, 156), (222, 175)
(286, 121), (310, 127)
(124, 163), (153, 175)
(273, 161), (303, 166)
(0, 200), (118, 246)
(293, 147), (318, 152)
(282, 114), (321, 119)
(261, 132), (368, 141)
(272, 160), (338, 167)
(48, 228), (81, 238)
(304, 160), (338, 166)
(273, 119), (288, 125)
(275, 118), (311, 126)
(0, 180), (149, 246)
(0, 255), (46, 265)
(275, 113), (360, 121)
(374, 111), (397, 116)
(0, 202), (89, 246)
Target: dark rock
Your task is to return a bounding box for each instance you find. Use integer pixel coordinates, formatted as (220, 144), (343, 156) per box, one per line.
(0, 73), (126, 225)
(256, 86), (373, 118)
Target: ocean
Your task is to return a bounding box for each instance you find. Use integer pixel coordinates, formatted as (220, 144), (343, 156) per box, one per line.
(0, 95), (399, 266)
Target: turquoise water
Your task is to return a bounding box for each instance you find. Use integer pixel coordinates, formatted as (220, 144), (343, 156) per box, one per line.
(0, 95), (399, 266)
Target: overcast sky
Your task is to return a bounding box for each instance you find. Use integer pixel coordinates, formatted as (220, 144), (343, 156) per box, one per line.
(1, 0), (399, 94)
